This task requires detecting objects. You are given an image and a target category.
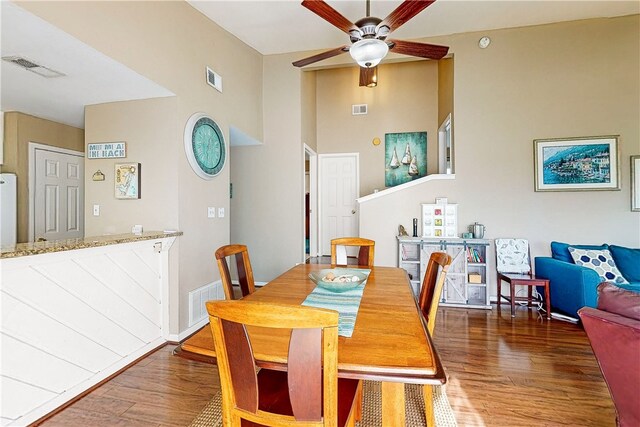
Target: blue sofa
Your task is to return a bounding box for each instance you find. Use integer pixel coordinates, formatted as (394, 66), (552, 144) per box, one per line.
(535, 242), (640, 317)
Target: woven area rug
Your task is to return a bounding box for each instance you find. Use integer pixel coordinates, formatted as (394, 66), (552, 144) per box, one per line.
(189, 381), (457, 426)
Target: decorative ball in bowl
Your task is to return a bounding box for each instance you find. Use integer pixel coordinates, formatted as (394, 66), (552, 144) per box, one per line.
(308, 268), (368, 293)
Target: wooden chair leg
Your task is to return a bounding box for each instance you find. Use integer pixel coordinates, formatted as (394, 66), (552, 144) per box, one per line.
(354, 380), (363, 422)
(510, 282), (516, 317)
(528, 285), (533, 306)
(423, 384), (435, 426)
(497, 277), (502, 309)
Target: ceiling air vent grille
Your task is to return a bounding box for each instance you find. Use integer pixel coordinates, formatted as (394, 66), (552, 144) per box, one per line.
(352, 104), (368, 115)
(2, 56), (66, 78)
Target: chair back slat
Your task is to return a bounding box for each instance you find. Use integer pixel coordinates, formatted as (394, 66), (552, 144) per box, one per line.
(220, 319), (258, 413)
(288, 328), (323, 421)
(234, 251), (253, 297)
(418, 252), (452, 335)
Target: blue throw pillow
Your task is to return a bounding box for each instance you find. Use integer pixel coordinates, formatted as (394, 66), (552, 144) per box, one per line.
(568, 247), (629, 285)
(550, 241), (609, 263)
(609, 245), (640, 283)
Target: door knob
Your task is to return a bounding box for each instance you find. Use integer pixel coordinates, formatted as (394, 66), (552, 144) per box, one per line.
(351, 209), (356, 214)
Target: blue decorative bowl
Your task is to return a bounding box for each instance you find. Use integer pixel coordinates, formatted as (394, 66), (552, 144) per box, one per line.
(308, 268), (368, 293)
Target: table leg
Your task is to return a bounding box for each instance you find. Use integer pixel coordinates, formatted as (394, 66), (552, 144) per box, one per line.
(423, 384), (435, 426)
(510, 282), (516, 317)
(545, 281), (551, 320)
(381, 381), (405, 426)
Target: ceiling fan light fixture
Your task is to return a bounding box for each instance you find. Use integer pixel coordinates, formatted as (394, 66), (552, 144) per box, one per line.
(349, 38), (388, 68)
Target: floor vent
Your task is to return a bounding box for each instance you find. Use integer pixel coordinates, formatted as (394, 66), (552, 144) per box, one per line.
(352, 104), (368, 115)
(188, 282), (222, 327)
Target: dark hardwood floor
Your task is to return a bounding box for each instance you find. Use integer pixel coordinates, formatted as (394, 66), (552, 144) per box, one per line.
(38, 304), (614, 426)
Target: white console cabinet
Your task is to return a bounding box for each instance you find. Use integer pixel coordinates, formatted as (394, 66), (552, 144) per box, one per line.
(398, 237), (491, 309)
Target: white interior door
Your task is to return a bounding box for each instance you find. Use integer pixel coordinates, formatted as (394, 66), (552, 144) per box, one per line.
(34, 147), (84, 241)
(319, 154), (359, 256)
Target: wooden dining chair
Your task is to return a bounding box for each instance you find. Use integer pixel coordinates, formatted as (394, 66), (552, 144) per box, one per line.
(330, 237), (375, 267)
(418, 252), (453, 336)
(495, 238), (551, 319)
(417, 251), (452, 426)
(206, 300), (362, 426)
(215, 244), (255, 300)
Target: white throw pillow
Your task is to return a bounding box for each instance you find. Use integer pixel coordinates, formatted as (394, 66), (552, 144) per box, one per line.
(568, 247), (629, 285)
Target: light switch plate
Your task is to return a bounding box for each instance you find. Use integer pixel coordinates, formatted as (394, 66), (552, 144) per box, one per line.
(93, 205), (100, 216)
(218, 207), (225, 218)
(207, 207), (216, 218)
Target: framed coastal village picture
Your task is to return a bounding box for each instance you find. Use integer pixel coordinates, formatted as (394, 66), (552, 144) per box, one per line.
(632, 155), (640, 211)
(534, 136), (620, 192)
(385, 131), (427, 187)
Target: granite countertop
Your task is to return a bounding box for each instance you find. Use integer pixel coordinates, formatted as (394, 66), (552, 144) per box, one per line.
(1, 231), (183, 259)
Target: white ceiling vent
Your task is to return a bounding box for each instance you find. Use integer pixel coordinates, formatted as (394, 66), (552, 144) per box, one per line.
(352, 104), (368, 115)
(2, 55), (66, 78)
(206, 66), (222, 92)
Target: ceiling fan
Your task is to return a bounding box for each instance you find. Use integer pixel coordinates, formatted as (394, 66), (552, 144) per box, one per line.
(292, 0), (449, 76)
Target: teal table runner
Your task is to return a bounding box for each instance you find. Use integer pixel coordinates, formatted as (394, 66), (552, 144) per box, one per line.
(302, 269), (371, 338)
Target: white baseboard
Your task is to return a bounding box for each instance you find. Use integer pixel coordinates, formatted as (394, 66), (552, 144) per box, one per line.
(167, 317), (209, 343)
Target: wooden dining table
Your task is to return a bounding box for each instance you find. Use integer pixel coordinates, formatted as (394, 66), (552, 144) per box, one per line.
(180, 264), (446, 425)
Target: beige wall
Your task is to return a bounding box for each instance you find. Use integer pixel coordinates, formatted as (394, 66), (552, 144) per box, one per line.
(438, 58), (454, 128)
(20, 1), (263, 333)
(315, 61), (439, 196)
(230, 53), (305, 280)
(1, 112), (84, 242)
(84, 97), (178, 236)
(301, 71), (318, 151)
(359, 16), (640, 286)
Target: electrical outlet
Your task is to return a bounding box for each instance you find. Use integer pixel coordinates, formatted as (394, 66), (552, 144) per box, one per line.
(218, 207), (225, 218)
(207, 207), (216, 218)
(93, 205), (100, 216)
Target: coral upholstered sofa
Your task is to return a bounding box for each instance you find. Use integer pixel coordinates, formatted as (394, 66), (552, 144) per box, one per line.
(578, 283), (640, 427)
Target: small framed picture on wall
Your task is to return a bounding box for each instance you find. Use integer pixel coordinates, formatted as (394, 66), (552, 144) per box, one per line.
(114, 163), (141, 199)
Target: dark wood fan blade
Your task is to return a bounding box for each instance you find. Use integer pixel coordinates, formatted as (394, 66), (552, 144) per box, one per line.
(388, 39), (449, 60)
(302, 0), (359, 34)
(292, 45), (349, 67)
(379, 0), (436, 33)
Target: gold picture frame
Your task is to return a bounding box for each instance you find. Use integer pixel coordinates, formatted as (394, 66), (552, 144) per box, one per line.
(632, 155), (640, 212)
(534, 135), (620, 192)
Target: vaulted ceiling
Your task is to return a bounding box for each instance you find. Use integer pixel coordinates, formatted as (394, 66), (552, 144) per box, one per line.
(188, 0), (639, 55)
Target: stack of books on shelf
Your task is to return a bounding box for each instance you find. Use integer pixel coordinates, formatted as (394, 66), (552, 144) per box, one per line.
(466, 247), (484, 263)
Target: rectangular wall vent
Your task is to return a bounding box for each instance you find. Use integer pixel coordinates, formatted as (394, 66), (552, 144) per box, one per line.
(2, 56), (66, 78)
(352, 104), (368, 115)
(206, 66), (222, 92)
